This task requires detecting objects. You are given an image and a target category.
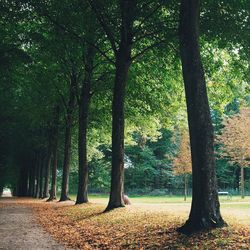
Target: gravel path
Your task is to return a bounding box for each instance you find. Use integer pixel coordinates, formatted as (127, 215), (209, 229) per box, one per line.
(0, 199), (68, 250)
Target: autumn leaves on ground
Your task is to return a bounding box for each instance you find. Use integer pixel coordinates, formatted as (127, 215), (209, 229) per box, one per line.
(3, 197), (249, 250)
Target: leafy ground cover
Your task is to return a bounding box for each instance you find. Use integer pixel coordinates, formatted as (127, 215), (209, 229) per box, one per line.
(23, 196), (250, 249)
(1, 197), (249, 249)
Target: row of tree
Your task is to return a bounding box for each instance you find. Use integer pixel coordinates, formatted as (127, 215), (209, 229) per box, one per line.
(1, 0), (249, 234)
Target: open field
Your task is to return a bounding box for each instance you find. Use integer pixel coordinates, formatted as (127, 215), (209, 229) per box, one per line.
(69, 193), (250, 204)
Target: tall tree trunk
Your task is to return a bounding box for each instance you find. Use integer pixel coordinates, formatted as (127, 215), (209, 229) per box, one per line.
(47, 106), (60, 201)
(27, 164), (32, 196)
(43, 150), (52, 198)
(105, 48), (132, 211)
(59, 117), (73, 201)
(35, 157), (41, 198)
(18, 163), (29, 196)
(32, 156), (38, 197)
(105, 0), (134, 211)
(39, 157), (44, 198)
(32, 165), (37, 197)
(240, 166), (244, 199)
(76, 45), (94, 204)
(60, 73), (77, 202)
(178, 0), (226, 234)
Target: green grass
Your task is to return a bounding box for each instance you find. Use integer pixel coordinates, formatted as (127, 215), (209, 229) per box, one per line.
(68, 193), (250, 204)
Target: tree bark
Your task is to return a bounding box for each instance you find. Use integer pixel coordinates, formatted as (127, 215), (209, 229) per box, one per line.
(18, 163), (29, 196)
(35, 157), (41, 198)
(43, 150), (52, 198)
(76, 45), (94, 204)
(47, 106), (60, 201)
(27, 164), (32, 196)
(105, 1), (134, 211)
(60, 73), (77, 202)
(178, 0), (226, 234)
(38, 157), (44, 198)
(32, 156), (38, 198)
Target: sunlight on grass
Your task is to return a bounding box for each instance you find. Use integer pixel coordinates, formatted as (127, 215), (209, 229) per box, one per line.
(69, 194), (250, 204)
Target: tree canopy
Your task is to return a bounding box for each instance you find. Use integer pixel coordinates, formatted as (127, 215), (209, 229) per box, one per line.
(0, 0), (249, 234)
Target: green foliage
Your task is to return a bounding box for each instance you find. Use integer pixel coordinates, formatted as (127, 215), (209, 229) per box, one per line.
(0, 0), (249, 196)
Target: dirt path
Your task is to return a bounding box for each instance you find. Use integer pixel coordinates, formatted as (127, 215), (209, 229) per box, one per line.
(0, 199), (69, 250)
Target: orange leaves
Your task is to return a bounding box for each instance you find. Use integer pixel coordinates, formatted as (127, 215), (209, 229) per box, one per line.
(1, 198), (249, 249)
(28, 200), (250, 249)
(173, 130), (192, 175)
(218, 108), (250, 167)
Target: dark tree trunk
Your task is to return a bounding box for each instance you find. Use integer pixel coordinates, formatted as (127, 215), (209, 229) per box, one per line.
(35, 157), (41, 198)
(47, 106), (60, 202)
(32, 157), (38, 197)
(105, 1), (134, 211)
(18, 163), (29, 196)
(27, 164), (32, 196)
(60, 73), (77, 202)
(30, 165), (35, 197)
(178, 0), (226, 234)
(43, 150), (52, 198)
(59, 118), (73, 201)
(39, 157), (44, 198)
(76, 45), (94, 204)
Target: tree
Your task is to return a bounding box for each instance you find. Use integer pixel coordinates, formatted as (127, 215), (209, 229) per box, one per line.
(218, 108), (250, 198)
(47, 106), (60, 201)
(59, 68), (77, 202)
(88, 0), (170, 211)
(178, 0), (226, 234)
(76, 8), (97, 204)
(172, 131), (192, 201)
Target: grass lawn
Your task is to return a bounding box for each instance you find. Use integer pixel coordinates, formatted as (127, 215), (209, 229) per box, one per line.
(69, 193), (250, 204)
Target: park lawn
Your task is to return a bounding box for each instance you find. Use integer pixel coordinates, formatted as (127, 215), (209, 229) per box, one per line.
(69, 193), (250, 204)
(30, 196), (250, 249)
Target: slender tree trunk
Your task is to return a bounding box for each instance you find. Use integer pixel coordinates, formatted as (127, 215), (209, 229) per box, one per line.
(76, 45), (94, 204)
(27, 164), (32, 196)
(47, 106), (60, 201)
(43, 150), (52, 198)
(35, 157), (41, 198)
(32, 161), (37, 198)
(105, 1), (134, 211)
(60, 73), (77, 202)
(240, 166), (244, 199)
(178, 0), (226, 234)
(39, 157), (44, 198)
(59, 117), (73, 201)
(59, 121), (72, 201)
(29, 164), (35, 197)
(18, 163), (29, 196)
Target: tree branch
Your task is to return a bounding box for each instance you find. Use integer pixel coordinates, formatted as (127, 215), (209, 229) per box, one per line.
(41, 11), (115, 65)
(133, 3), (162, 36)
(52, 81), (67, 112)
(87, 0), (118, 54)
(131, 39), (167, 61)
